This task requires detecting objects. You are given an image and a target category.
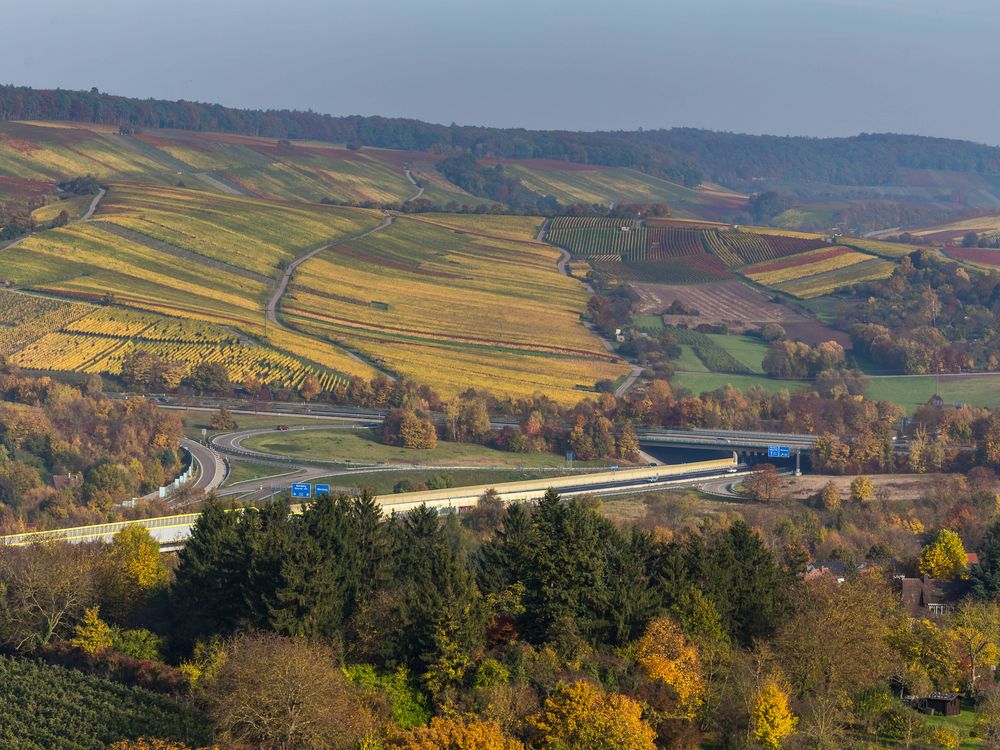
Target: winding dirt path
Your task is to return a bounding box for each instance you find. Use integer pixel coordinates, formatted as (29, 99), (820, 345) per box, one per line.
(2, 187), (107, 251)
(266, 213), (392, 328)
(552, 248), (643, 397)
(403, 167), (425, 202)
(81, 187), (107, 221)
(266, 212), (395, 377)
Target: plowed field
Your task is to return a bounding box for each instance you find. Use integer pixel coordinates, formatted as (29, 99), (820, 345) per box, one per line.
(631, 281), (809, 324)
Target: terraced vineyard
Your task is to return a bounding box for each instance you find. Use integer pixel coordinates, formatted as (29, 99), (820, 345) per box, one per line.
(742, 247), (896, 298)
(646, 227), (706, 258)
(283, 214), (628, 402)
(841, 238), (925, 259)
(0, 120), (474, 206)
(0, 184), (391, 387)
(770, 258), (897, 298)
(0, 292), (344, 392)
(0, 655), (210, 748)
(594, 257), (731, 284)
(546, 216), (646, 258)
(548, 215), (906, 298)
(500, 162), (747, 219)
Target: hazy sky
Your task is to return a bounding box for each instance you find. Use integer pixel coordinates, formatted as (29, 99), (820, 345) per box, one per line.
(4, 0), (1000, 143)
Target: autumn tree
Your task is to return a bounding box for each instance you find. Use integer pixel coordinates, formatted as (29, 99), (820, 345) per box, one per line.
(527, 680), (656, 750)
(203, 633), (375, 750)
(70, 605), (113, 654)
(774, 576), (894, 700)
(0, 542), (99, 650)
(919, 529), (968, 579)
(617, 421), (641, 462)
(818, 481), (841, 511)
(744, 464), (781, 502)
(387, 716), (523, 750)
(975, 686), (1000, 750)
(299, 374), (321, 402)
(636, 616), (705, 718)
(888, 617), (959, 695)
(950, 600), (1000, 693)
(100, 525), (169, 622)
(208, 406), (237, 432)
(383, 408), (438, 449)
(751, 680), (797, 750)
(186, 361), (231, 395)
(850, 475), (875, 503)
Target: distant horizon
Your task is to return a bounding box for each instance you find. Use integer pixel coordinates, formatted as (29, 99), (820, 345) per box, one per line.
(4, 0), (1000, 147)
(7, 81), (1000, 151)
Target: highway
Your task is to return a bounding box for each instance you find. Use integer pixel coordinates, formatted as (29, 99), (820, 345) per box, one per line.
(155, 396), (821, 454)
(181, 438), (228, 493)
(0, 457), (743, 550)
(638, 427), (819, 451)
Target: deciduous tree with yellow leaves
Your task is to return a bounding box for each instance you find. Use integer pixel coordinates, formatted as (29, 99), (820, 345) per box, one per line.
(919, 529), (968, 580)
(387, 716), (523, 750)
(70, 605), (113, 654)
(527, 680), (656, 750)
(100, 525), (170, 621)
(752, 680), (797, 750)
(636, 615), (705, 718)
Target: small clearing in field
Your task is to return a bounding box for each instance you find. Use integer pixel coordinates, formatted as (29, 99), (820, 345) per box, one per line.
(631, 281), (809, 326)
(781, 473), (948, 503)
(781, 321), (852, 348)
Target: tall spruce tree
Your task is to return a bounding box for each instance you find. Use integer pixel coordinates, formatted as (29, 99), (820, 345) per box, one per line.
(171, 498), (245, 638)
(521, 490), (613, 643)
(973, 520), (1000, 600)
(391, 505), (483, 677)
(474, 501), (538, 596)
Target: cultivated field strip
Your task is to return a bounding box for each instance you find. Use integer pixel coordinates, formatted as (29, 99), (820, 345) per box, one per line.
(0, 290), (346, 393)
(547, 215), (905, 297)
(631, 281), (811, 323)
(284, 214), (629, 401)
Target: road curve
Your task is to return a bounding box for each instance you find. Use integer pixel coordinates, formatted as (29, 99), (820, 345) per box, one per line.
(182, 438), (227, 493)
(212, 423), (365, 458)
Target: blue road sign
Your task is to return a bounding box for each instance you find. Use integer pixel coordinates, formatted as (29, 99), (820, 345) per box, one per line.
(315, 483), (331, 496)
(290, 483), (312, 499)
(767, 445), (791, 459)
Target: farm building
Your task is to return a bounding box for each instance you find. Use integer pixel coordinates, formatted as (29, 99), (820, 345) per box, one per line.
(900, 577), (971, 618)
(916, 693), (961, 717)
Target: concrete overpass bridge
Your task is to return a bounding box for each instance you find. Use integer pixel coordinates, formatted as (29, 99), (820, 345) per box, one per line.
(638, 428), (819, 453)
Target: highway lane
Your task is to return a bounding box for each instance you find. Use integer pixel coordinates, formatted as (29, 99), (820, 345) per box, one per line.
(181, 438), (227, 493)
(0, 462), (746, 549)
(211, 423), (365, 458)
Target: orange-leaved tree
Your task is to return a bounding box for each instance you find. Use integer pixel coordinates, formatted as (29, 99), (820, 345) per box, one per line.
(636, 615), (705, 718)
